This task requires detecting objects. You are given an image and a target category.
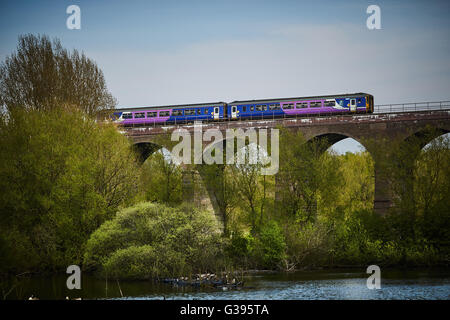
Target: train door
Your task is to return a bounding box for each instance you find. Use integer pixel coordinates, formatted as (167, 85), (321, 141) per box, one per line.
(214, 107), (220, 120)
(231, 106), (237, 119)
(350, 99), (356, 112)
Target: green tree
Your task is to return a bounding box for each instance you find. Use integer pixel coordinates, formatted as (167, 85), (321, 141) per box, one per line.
(200, 164), (238, 236)
(276, 129), (341, 224)
(231, 145), (273, 234)
(0, 34), (116, 115)
(0, 107), (139, 273)
(140, 150), (183, 206)
(83, 202), (224, 279)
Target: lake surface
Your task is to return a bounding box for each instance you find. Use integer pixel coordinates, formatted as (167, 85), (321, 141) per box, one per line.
(5, 268), (450, 300)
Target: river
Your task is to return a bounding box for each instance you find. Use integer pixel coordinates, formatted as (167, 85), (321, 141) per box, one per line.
(5, 268), (449, 300)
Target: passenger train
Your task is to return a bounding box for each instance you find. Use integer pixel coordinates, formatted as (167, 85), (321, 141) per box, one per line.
(112, 93), (374, 126)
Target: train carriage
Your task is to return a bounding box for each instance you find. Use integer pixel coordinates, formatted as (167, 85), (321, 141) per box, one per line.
(113, 102), (226, 125)
(227, 93), (373, 120)
(111, 93), (373, 125)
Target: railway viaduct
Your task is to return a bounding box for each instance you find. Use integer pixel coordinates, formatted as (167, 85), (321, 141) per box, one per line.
(120, 102), (450, 223)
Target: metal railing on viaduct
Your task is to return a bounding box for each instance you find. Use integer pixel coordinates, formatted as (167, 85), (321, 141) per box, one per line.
(374, 100), (450, 113)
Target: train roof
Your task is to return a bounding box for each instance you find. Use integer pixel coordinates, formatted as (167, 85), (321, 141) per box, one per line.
(115, 101), (226, 112)
(229, 93), (372, 105)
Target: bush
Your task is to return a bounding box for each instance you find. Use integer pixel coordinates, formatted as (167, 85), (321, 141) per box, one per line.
(226, 232), (255, 268)
(84, 202), (224, 279)
(252, 221), (287, 269)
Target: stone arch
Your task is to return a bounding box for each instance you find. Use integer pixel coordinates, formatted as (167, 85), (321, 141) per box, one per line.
(133, 142), (162, 164)
(306, 132), (370, 155)
(404, 126), (449, 155)
(275, 130), (378, 213)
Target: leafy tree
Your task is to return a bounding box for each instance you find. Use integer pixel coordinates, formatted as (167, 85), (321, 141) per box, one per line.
(83, 202), (224, 279)
(199, 164), (238, 236)
(276, 129), (341, 224)
(140, 150), (183, 206)
(0, 107), (139, 273)
(0, 34), (116, 115)
(231, 145), (273, 234)
(414, 134), (450, 253)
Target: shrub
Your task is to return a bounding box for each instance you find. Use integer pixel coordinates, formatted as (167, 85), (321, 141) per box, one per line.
(252, 221), (287, 269)
(84, 202), (224, 279)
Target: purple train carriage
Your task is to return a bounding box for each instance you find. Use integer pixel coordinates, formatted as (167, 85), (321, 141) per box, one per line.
(112, 93), (374, 126)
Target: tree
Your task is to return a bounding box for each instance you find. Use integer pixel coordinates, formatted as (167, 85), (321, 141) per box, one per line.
(140, 150), (183, 206)
(0, 34), (116, 116)
(276, 129), (341, 224)
(83, 202), (224, 279)
(0, 107), (139, 273)
(231, 144), (273, 234)
(200, 163), (238, 236)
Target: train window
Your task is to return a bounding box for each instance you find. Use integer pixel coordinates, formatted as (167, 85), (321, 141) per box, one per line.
(185, 109), (195, 115)
(310, 102), (321, 108)
(122, 113), (132, 119)
(147, 111), (157, 117)
(204, 108), (209, 114)
(296, 102), (308, 108)
(339, 100), (344, 106)
(269, 104), (280, 110)
(262, 105), (267, 111)
(172, 109), (183, 116)
(350, 99), (356, 106)
(134, 112), (145, 119)
(325, 101), (335, 107)
(357, 98), (362, 104)
(197, 109), (201, 115)
(250, 106), (254, 111)
(283, 103), (294, 109)
(256, 105), (263, 111)
(159, 111), (170, 117)
(242, 106), (247, 112)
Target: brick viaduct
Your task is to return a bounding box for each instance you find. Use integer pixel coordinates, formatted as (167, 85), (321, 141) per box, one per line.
(121, 108), (450, 223)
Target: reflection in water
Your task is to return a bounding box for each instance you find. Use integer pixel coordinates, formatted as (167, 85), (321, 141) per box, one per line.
(4, 269), (450, 300)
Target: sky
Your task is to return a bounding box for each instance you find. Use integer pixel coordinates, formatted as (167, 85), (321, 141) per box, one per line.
(1, 0), (449, 153)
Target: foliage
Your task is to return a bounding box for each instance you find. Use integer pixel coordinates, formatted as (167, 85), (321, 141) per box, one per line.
(252, 221), (287, 269)
(0, 107), (139, 273)
(276, 129), (342, 224)
(0, 34), (116, 115)
(199, 164), (239, 236)
(83, 202), (224, 279)
(140, 150), (183, 206)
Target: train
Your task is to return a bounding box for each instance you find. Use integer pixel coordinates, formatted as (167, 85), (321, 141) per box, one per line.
(112, 93), (374, 126)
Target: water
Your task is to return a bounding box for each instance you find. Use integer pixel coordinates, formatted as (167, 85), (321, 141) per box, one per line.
(5, 268), (450, 300)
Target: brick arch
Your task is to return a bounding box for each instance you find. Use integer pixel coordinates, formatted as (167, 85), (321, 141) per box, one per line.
(305, 132), (370, 155)
(405, 126), (449, 151)
(133, 142), (163, 164)
(274, 129), (381, 212)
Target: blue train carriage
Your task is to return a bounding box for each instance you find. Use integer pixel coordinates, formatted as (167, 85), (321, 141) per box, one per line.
(113, 101), (226, 125)
(167, 101), (226, 123)
(227, 93), (374, 120)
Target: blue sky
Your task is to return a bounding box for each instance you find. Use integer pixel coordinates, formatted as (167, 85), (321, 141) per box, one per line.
(1, 0), (449, 153)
